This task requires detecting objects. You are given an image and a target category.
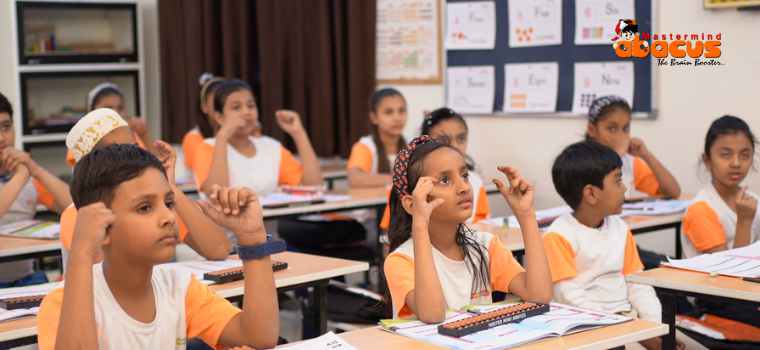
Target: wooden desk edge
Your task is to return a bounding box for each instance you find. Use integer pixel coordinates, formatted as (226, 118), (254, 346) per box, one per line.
(626, 269), (760, 302)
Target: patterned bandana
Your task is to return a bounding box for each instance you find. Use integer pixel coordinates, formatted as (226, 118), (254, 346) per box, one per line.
(392, 135), (436, 197)
(588, 95), (628, 122)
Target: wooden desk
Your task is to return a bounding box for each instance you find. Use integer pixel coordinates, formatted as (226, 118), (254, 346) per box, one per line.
(0, 252), (369, 348)
(320, 158), (348, 190)
(627, 267), (760, 350)
(471, 212), (683, 258)
(335, 319), (668, 350)
(0, 236), (61, 264)
(263, 187), (387, 219)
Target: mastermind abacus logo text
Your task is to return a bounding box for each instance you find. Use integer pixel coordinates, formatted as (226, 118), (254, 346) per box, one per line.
(611, 19), (723, 67)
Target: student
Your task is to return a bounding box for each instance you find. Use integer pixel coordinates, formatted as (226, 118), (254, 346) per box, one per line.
(192, 79), (322, 194)
(680, 115), (760, 334)
(60, 108), (230, 265)
(0, 93), (72, 287)
(66, 82), (154, 166)
(384, 135), (552, 322)
(379, 108), (489, 231)
(347, 88), (407, 188)
(37, 144), (279, 349)
(543, 140), (668, 350)
(182, 73), (225, 174)
(585, 95), (681, 199)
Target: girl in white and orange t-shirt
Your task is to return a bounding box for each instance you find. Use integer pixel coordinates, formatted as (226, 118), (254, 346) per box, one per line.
(379, 107), (490, 231)
(383, 136), (552, 322)
(681, 115), (760, 335)
(347, 88), (407, 188)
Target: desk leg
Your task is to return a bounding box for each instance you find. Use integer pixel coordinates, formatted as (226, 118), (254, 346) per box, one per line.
(302, 281), (328, 339)
(660, 291), (677, 350)
(675, 225), (682, 259)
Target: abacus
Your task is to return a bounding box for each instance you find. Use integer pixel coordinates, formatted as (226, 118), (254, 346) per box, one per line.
(438, 302), (550, 338)
(0, 295), (45, 310)
(203, 260), (288, 283)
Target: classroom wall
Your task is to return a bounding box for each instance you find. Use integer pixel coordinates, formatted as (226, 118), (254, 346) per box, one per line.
(388, 1), (760, 254)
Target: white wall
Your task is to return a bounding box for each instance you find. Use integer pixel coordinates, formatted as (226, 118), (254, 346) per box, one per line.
(387, 1), (760, 255)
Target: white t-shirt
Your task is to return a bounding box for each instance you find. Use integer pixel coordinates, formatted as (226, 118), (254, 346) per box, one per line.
(0, 178), (39, 282)
(203, 136), (282, 195)
(38, 263), (241, 350)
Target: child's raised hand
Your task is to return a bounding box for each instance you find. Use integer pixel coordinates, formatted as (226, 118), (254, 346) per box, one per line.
(153, 140), (177, 186)
(493, 166), (535, 217)
(736, 188), (758, 222)
(275, 110), (305, 136)
(218, 114), (247, 140)
(199, 185), (267, 245)
(1, 148), (34, 174)
(127, 116), (149, 138)
(628, 137), (650, 158)
(71, 202), (115, 263)
(403, 176), (445, 223)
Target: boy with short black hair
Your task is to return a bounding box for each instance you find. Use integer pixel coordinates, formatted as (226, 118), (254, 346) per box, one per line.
(544, 140), (667, 350)
(38, 144), (280, 349)
(0, 92), (72, 287)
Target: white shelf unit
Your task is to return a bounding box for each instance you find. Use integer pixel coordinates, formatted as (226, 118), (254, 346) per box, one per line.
(4, 0), (146, 150)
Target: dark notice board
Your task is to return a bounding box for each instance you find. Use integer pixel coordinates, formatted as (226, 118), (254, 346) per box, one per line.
(446, 0), (653, 116)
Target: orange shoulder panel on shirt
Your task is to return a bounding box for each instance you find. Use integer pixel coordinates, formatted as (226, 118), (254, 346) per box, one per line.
(383, 252), (415, 318)
(278, 146), (304, 186)
(191, 142), (215, 189)
(347, 142), (373, 173)
(32, 179), (56, 210)
(542, 233), (578, 282)
(182, 130), (204, 171)
(36, 287), (64, 350)
(488, 234), (525, 293)
(185, 276), (241, 347)
(379, 188), (392, 231)
(473, 186), (490, 223)
(632, 157), (660, 196)
(622, 230), (645, 275)
(682, 201), (727, 253)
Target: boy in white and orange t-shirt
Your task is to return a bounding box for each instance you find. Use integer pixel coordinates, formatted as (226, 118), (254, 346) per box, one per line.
(543, 141), (667, 350)
(38, 144), (279, 349)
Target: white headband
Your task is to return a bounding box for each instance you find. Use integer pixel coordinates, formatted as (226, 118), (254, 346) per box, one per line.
(87, 82), (122, 111)
(66, 108), (128, 162)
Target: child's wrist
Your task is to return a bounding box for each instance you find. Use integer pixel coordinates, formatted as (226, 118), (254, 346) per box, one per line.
(235, 229), (268, 245)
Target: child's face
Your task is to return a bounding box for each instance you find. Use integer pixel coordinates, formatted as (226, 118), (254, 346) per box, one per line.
(429, 119), (468, 155)
(621, 31), (635, 41)
(0, 112), (14, 151)
(587, 109), (631, 156)
(421, 147), (473, 223)
(219, 89), (259, 137)
(105, 167), (178, 264)
(589, 168), (627, 215)
(94, 94), (126, 117)
(371, 96), (407, 137)
(705, 133), (754, 188)
(95, 126), (138, 149)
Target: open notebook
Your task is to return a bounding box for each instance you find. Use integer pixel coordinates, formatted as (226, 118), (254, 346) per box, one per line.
(381, 303), (631, 350)
(0, 282), (62, 322)
(0, 220), (60, 240)
(664, 241), (760, 278)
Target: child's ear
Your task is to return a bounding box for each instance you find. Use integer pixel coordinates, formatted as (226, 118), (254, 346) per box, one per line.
(582, 184), (599, 206)
(212, 112), (224, 126)
(369, 111), (379, 125)
(702, 153), (712, 171)
(586, 123), (597, 139)
(400, 195), (415, 215)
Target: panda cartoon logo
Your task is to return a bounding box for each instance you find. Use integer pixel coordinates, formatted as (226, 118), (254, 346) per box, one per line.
(612, 19), (649, 57)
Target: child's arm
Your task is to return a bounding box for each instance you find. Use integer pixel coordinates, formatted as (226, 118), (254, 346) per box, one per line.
(128, 116), (157, 155)
(201, 115), (244, 193)
(493, 166), (553, 303)
(154, 141), (231, 260)
(54, 203), (115, 350)
(198, 185), (279, 349)
(3, 148), (72, 212)
(348, 168), (392, 188)
(629, 138), (681, 198)
(275, 110), (323, 186)
(0, 160), (31, 217)
(734, 188), (757, 249)
(401, 177), (448, 323)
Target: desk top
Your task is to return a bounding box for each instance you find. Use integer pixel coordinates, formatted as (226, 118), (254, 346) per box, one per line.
(627, 267), (760, 302)
(337, 319), (668, 350)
